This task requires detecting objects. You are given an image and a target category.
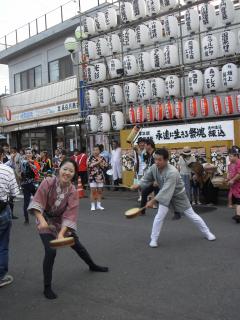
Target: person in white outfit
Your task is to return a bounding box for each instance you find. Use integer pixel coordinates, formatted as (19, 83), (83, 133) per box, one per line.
(111, 141), (122, 191)
(131, 148), (216, 248)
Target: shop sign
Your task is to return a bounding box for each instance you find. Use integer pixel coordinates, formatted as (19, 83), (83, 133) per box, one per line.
(136, 120), (234, 144)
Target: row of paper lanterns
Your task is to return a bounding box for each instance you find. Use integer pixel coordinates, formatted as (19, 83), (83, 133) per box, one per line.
(82, 0), (236, 38)
(86, 111), (124, 133)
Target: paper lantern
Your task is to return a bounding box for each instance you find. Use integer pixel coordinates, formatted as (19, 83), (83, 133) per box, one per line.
(138, 80), (151, 101)
(219, 30), (236, 56)
(183, 0), (197, 4)
(212, 96), (223, 115)
(219, 0), (235, 25)
(110, 85), (123, 105)
(164, 0), (178, 10)
(5, 108), (11, 121)
(129, 105), (136, 123)
(83, 41), (97, 60)
(188, 97), (198, 117)
(236, 95), (240, 113)
(184, 40), (200, 63)
(204, 67), (221, 92)
(83, 17), (96, 36)
(164, 45), (179, 66)
(185, 8), (199, 34)
(86, 89), (98, 108)
(137, 52), (152, 73)
(165, 75), (180, 97)
(151, 78), (166, 98)
(96, 38), (109, 57)
(132, 0), (147, 19)
(136, 105), (145, 123)
(188, 70), (203, 94)
(98, 113), (111, 132)
(124, 82), (138, 103)
(121, 2), (134, 23)
(123, 55), (138, 76)
(111, 111), (124, 130)
(105, 7), (118, 29)
(202, 35), (218, 60)
(148, 20), (163, 43)
(224, 96), (234, 114)
(165, 16), (179, 39)
(86, 115), (98, 133)
(155, 102), (164, 121)
(94, 63), (107, 82)
(222, 63), (238, 89)
(122, 28), (137, 50)
(95, 12), (107, 33)
(200, 3), (216, 30)
(146, 105), (155, 122)
(86, 65), (95, 83)
(165, 101), (174, 120)
(136, 24), (151, 47)
(175, 100), (184, 119)
(146, 0), (161, 15)
(98, 87), (110, 107)
(200, 97), (209, 116)
(108, 59), (122, 79)
(150, 48), (164, 70)
(108, 34), (121, 54)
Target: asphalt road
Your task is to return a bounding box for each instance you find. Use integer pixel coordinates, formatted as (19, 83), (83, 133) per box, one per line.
(1, 191), (240, 320)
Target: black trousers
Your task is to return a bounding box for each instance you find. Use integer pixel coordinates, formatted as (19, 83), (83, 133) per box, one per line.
(22, 183), (36, 221)
(79, 171), (88, 189)
(40, 233), (96, 287)
(140, 185), (159, 214)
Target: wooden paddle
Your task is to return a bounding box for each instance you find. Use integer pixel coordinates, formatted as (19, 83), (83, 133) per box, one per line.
(124, 206), (147, 219)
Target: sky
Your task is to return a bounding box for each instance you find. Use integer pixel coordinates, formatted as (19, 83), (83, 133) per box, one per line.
(0, 0), (103, 94)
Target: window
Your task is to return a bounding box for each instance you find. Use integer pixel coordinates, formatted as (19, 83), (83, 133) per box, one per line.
(14, 65), (42, 93)
(49, 56), (73, 83)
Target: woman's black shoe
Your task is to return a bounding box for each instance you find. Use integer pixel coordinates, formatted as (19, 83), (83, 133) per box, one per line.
(89, 265), (109, 272)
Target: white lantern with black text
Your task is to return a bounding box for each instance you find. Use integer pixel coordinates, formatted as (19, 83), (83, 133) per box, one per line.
(164, 0), (178, 10)
(219, 0), (235, 25)
(108, 59), (122, 79)
(98, 113), (111, 132)
(164, 45), (179, 66)
(110, 85), (123, 105)
(108, 34), (121, 54)
(150, 48), (164, 70)
(188, 70), (203, 94)
(184, 40), (200, 63)
(200, 3), (216, 30)
(151, 78), (166, 98)
(185, 8), (199, 33)
(122, 28), (137, 50)
(138, 80), (151, 101)
(222, 63), (238, 89)
(86, 90), (98, 109)
(132, 0), (147, 20)
(219, 30), (236, 56)
(202, 35), (218, 60)
(183, 0), (196, 4)
(94, 63), (107, 82)
(146, 0), (161, 15)
(148, 20), (163, 43)
(204, 67), (221, 92)
(136, 24), (151, 47)
(105, 7), (118, 29)
(123, 55), (138, 76)
(83, 17), (96, 36)
(111, 111), (124, 131)
(87, 65), (95, 83)
(121, 2), (134, 23)
(86, 115), (98, 133)
(138, 52), (152, 73)
(165, 75), (180, 97)
(83, 41), (97, 61)
(96, 38), (109, 57)
(165, 16), (179, 39)
(95, 12), (107, 33)
(124, 82), (138, 103)
(98, 87), (110, 107)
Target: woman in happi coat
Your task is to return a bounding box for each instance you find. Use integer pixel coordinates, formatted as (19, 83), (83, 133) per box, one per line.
(28, 159), (108, 300)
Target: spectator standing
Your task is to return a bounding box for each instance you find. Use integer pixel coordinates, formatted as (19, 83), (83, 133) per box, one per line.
(99, 144), (111, 189)
(133, 138), (146, 202)
(52, 149), (61, 175)
(78, 147), (88, 189)
(2, 143), (10, 164)
(111, 141), (122, 191)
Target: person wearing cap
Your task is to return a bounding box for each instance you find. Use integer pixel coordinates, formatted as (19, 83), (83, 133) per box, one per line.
(227, 146), (240, 223)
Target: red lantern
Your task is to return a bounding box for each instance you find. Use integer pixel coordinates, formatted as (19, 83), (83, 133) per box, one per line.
(5, 108), (11, 121)
(175, 100), (183, 119)
(165, 101), (174, 120)
(200, 97), (209, 117)
(128, 105), (136, 124)
(146, 104), (155, 122)
(136, 104), (145, 123)
(188, 97), (198, 117)
(236, 95), (240, 113)
(224, 96), (234, 114)
(212, 96), (222, 116)
(155, 102), (164, 121)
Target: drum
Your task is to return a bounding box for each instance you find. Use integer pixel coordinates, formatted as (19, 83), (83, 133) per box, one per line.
(125, 207), (144, 219)
(211, 177), (226, 188)
(50, 237), (75, 248)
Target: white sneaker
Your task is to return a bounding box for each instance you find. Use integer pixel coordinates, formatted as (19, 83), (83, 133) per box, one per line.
(192, 201), (196, 205)
(96, 203), (104, 210)
(205, 233), (216, 241)
(91, 203), (96, 211)
(149, 240), (158, 248)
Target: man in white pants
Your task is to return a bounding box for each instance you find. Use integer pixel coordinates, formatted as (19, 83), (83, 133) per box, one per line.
(131, 148), (216, 248)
